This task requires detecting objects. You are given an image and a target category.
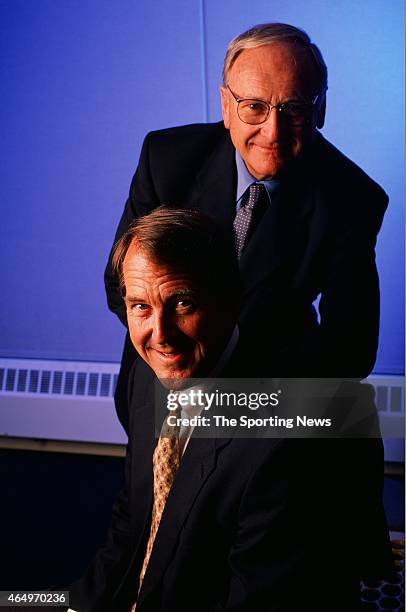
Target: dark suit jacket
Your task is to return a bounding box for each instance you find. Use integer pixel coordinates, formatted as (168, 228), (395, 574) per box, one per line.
(69, 356), (393, 612)
(69, 122), (392, 610)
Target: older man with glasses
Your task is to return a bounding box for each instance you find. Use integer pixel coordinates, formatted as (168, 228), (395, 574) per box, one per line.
(105, 23), (388, 428)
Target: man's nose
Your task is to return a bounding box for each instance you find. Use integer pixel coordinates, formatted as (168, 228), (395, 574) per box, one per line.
(261, 106), (283, 141)
(152, 310), (174, 344)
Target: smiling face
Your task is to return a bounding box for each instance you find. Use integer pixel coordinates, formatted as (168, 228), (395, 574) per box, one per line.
(123, 245), (233, 386)
(221, 42), (325, 179)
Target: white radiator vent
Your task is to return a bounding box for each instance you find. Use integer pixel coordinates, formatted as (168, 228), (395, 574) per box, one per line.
(0, 359), (403, 452)
(0, 359), (119, 400)
(368, 375), (405, 415)
(0, 362), (402, 409)
(0, 359), (123, 444)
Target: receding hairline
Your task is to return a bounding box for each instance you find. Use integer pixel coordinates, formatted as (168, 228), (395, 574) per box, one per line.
(226, 41), (320, 90)
(222, 23), (328, 93)
(225, 39), (319, 80)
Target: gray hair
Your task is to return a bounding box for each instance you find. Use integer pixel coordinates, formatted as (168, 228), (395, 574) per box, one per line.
(223, 23), (328, 94)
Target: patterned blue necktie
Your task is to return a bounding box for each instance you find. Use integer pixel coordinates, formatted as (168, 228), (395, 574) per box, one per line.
(233, 183), (265, 258)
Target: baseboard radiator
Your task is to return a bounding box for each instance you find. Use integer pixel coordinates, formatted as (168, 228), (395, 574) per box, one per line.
(0, 358), (404, 460)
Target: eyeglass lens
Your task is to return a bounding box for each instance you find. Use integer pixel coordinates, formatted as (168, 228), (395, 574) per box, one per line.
(237, 99), (312, 126)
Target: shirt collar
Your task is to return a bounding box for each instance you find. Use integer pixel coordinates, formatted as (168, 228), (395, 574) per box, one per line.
(235, 151), (280, 204)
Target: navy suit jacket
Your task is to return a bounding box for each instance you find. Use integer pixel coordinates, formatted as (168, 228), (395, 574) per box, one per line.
(69, 355), (393, 612)
(68, 122), (392, 611)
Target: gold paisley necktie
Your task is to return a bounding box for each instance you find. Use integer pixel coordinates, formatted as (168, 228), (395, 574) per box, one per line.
(132, 411), (180, 609)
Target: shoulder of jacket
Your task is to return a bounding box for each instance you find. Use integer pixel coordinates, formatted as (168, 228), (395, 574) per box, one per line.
(139, 122), (232, 176)
(146, 121), (227, 146)
(315, 133), (388, 204)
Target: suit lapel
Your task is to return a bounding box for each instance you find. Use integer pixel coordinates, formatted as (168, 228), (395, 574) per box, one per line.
(189, 128), (237, 233)
(240, 174), (316, 294)
(137, 436), (231, 605)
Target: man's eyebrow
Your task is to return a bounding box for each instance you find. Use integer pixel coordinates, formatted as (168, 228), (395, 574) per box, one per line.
(281, 96), (310, 103)
(124, 295), (147, 305)
(124, 288), (198, 304)
(237, 90), (307, 103)
(167, 288), (198, 300)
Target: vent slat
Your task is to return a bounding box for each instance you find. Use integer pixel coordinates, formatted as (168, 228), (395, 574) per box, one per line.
(88, 373), (99, 396)
(376, 386), (388, 412)
(28, 370), (39, 393)
(64, 372), (75, 395)
(6, 369), (16, 391)
(76, 372), (87, 396)
(390, 387), (402, 413)
(52, 371), (63, 394)
(17, 369), (28, 392)
(100, 374), (111, 397)
(40, 370), (51, 394)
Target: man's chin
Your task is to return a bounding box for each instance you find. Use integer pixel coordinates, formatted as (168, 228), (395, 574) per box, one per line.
(157, 373), (195, 391)
(154, 367), (197, 390)
(161, 378), (190, 391)
(247, 155), (290, 180)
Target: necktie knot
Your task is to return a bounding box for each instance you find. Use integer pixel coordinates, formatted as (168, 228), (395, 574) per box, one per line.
(161, 403), (181, 441)
(246, 183), (262, 210)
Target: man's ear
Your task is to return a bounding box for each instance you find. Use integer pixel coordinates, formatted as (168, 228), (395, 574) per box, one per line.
(316, 93), (326, 129)
(220, 86), (230, 129)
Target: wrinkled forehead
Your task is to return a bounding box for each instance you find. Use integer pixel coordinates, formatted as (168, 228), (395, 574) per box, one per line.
(228, 41), (320, 94)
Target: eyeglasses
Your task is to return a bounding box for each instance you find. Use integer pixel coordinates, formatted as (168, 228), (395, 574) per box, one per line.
(227, 85), (320, 126)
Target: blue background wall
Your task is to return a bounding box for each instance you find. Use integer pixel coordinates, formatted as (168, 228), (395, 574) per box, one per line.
(1, 0), (404, 374)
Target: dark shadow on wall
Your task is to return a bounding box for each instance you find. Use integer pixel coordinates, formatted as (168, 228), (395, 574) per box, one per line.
(0, 449), (124, 590)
